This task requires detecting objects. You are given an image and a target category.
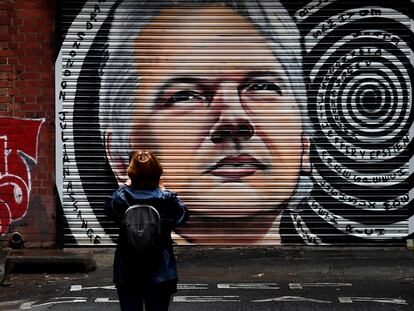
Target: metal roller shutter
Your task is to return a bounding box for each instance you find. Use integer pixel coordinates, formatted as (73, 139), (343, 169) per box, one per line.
(56, 0), (413, 246)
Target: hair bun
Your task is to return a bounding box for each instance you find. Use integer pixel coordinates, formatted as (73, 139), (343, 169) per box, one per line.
(137, 151), (150, 163)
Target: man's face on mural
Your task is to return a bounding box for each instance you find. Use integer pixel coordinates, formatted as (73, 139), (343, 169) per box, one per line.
(125, 6), (308, 219)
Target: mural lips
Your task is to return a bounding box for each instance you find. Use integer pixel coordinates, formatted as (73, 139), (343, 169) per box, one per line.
(206, 154), (268, 181)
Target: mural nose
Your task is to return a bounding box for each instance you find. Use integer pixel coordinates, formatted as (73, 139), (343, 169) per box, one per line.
(210, 123), (254, 144)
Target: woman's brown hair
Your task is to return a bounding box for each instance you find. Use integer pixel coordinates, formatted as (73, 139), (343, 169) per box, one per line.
(127, 151), (163, 189)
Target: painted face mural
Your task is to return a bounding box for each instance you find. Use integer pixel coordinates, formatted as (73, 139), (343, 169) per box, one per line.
(56, 0), (413, 246)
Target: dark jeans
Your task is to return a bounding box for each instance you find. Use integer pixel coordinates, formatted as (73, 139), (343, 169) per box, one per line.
(116, 284), (172, 311)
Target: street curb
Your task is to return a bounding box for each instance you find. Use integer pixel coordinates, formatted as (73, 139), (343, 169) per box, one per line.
(4, 249), (96, 274)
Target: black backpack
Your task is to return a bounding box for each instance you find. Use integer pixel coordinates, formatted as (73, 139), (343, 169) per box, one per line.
(122, 203), (162, 253)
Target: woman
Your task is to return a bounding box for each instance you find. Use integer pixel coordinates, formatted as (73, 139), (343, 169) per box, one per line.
(105, 151), (189, 311)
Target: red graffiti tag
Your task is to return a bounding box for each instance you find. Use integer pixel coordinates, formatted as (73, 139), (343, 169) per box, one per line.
(0, 118), (44, 235)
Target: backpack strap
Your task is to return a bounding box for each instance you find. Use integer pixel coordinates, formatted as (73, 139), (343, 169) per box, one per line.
(119, 191), (132, 210)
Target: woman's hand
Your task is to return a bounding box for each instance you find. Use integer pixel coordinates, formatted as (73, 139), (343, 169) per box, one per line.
(125, 178), (132, 186)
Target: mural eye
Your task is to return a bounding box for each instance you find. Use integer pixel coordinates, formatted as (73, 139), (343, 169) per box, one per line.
(165, 90), (206, 106)
(243, 81), (282, 96)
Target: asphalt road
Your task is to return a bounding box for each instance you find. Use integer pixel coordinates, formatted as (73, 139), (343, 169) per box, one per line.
(0, 247), (413, 311)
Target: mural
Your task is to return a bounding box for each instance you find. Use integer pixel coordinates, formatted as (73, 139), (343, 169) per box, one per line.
(296, 1), (412, 243)
(56, 0), (413, 246)
(0, 117), (44, 236)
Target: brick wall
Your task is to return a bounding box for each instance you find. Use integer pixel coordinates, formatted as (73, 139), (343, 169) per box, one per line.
(0, 0), (56, 248)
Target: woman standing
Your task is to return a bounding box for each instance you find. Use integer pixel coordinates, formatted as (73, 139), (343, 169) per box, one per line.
(105, 151), (189, 311)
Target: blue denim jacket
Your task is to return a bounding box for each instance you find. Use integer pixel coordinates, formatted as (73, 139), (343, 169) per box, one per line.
(105, 185), (188, 287)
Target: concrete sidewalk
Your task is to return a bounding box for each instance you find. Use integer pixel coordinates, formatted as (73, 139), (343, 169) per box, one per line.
(86, 246), (414, 280)
(0, 248), (96, 282)
(175, 246), (414, 279)
(1, 246), (414, 279)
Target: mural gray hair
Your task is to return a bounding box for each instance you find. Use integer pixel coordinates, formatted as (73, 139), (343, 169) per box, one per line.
(99, 0), (312, 208)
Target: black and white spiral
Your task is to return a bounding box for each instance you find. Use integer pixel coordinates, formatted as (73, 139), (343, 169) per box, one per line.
(292, 0), (413, 244)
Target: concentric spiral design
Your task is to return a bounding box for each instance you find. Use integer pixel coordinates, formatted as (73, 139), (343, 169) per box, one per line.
(292, 0), (413, 243)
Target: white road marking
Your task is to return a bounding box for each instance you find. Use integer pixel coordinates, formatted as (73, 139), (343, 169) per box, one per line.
(289, 282), (353, 289)
(70, 283), (208, 291)
(47, 284), (411, 308)
(252, 296), (332, 303)
(19, 297), (87, 309)
(95, 298), (119, 303)
(70, 284), (115, 291)
(70, 285), (82, 291)
(178, 283), (209, 290)
(339, 297), (408, 305)
(217, 283), (279, 289)
(15, 295), (411, 307)
(174, 296), (240, 302)
(0, 299), (27, 307)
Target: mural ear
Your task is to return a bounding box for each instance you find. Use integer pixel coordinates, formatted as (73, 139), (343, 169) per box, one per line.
(301, 135), (311, 173)
(104, 130), (128, 185)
